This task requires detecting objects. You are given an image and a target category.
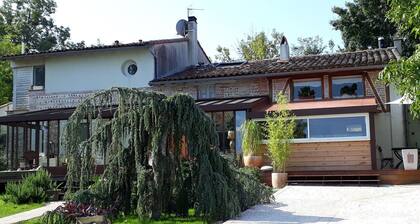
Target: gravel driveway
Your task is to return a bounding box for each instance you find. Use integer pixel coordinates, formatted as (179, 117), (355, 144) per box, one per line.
(224, 185), (420, 224)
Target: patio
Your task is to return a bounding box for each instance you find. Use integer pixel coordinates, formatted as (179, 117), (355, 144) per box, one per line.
(225, 185), (420, 224)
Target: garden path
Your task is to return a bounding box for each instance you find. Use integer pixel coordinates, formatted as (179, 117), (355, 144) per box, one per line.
(0, 201), (64, 224)
(224, 185), (420, 224)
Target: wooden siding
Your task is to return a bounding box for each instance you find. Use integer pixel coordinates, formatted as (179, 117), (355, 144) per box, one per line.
(13, 67), (32, 111)
(286, 141), (372, 171)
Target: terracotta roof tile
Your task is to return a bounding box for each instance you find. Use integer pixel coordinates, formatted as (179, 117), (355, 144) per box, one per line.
(153, 47), (399, 83)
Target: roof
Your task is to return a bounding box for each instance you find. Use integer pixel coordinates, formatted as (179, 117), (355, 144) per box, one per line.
(0, 96), (268, 124)
(1, 38), (188, 60)
(250, 97), (379, 118)
(151, 47), (400, 83)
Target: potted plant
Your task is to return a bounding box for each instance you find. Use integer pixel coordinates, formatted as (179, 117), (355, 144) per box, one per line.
(298, 86), (315, 100)
(266, 93), (296, 188)
(241, 120), (264, 168)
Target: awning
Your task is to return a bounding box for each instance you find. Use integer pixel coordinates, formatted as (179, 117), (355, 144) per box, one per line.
(250, 97), (379, 118)
(386, 96), (413, 105)
(196, 96), (269, 112)
(0, 96), (270, 124)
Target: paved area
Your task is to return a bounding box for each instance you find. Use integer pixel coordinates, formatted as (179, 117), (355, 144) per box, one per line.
(225, 185), (420, 224)
(0, 201), (64, 224)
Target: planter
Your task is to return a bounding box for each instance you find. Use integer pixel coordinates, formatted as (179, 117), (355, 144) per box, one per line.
(402, 148), (418, 170)
(76, 215), (109, 224)
(243, 155), (264, 168)
(271, 172), (287, 188)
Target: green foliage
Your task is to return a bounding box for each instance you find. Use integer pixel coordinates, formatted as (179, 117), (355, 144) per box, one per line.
(241, 120), (263, 156)
(0, 36), (19, 104)
(238, 30), (283, 61)
(0, 199), (42, 218)
(265, 94), (295, 172)
(291, 36), (334, 56)
(387, 0), (420, 37)
(215, 45), (233, 62)
(380, 0), (420, 118)
(41, 211), (73, 224)
(331, 0), (397, 51)
(64, 88), (272, 222)
(2, 169), (53, 204)
(0, 0), (78, 51)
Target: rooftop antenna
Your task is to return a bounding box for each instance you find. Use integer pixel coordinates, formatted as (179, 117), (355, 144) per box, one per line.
(187, 7), (204, 17)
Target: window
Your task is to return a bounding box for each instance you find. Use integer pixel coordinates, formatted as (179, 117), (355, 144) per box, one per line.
(292, 79), (322, 101)
(207, 111), (235, 152)
(332, 76), (364, 99)
(255, 113), (369, 142)
(33, 66), (45, 87)
(198, 85), (215, 99)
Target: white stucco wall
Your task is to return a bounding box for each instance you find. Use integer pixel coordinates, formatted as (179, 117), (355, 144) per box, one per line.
(44, 48), (155, 93)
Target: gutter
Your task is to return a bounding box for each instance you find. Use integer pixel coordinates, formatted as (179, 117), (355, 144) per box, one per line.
(149, 65), (386, 86)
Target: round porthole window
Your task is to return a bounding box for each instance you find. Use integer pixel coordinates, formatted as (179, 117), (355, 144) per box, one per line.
(121, 60), (138, 76)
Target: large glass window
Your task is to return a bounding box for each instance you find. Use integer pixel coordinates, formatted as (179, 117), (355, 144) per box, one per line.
(255, 114), (369, 142)
(332, 76), (364, 99)
(235, 111), (246, 154)
(293, 79), (322, 101)
(309, 116), (367, 138)
(208, 111), (236, 152)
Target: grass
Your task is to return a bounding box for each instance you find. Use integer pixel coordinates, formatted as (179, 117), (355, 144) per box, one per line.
(0, 198), (43, 218)
(20, 209), (207, 224)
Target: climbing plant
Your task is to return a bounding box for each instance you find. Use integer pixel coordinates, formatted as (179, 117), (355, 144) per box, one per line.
(63, 87), (272, 221)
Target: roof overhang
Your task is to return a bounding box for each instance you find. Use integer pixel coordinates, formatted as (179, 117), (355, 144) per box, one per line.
(249, 97), (379, 118)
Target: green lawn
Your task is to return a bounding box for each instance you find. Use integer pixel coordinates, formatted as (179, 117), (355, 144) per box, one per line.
(0, 199), (43, 218)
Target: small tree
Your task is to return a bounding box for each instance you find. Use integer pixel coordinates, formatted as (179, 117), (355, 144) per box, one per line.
(241, 120), (263, 156)
(266, 94), (295, 172)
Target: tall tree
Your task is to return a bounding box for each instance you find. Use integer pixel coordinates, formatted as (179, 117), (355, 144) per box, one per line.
(214, 45), (233, 62)
(291, 36), (335, 56)
(331, 0), (397, 51)
(237, 30), (283, 61)
(0, 0), (73, 51)
(380, 0), (420, 117)
(0, 36), (19, 104)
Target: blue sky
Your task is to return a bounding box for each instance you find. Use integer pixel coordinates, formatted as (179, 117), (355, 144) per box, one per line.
(51, 0), (348, 59)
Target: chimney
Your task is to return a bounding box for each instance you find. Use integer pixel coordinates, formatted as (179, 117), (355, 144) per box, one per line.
(378, 37), (385, 48)
(279, 36), (290, 61)
(393, 36), (403, 54)
(187, 16), (198, 66)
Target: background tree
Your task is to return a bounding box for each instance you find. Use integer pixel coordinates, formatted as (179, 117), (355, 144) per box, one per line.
(379, 0), (420, 117)
(0, 36), (19, 104)
(331, 0), (397, 51)
(0, 0), (78, 51)
(291, 35), (335, 56)
(214, 45), (233, 62)
(238, 30), (283, 61)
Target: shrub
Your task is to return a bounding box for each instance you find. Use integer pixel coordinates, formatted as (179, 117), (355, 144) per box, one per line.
(241, 120), (264, 156)
(3, 169), (53, 204)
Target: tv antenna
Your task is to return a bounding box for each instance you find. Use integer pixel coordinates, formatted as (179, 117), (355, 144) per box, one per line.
(187, 7), (204, 17)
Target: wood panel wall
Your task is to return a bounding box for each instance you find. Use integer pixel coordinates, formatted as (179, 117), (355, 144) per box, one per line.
(286, 141), (372, 171)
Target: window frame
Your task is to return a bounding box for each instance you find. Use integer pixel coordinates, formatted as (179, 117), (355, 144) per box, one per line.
(291, 78), (324, 102)
(32, 65), (45, 89)
(254, 113), (370, 143)
(330, 75), (365, 99)
(197, 84), (216, 99)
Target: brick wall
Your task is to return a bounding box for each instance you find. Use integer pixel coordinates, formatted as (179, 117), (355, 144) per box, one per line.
(365, 71), (387, 107)
(215, 78), (269, 98)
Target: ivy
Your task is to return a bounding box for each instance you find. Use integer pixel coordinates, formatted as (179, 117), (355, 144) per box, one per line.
(63, 87), (272, 221)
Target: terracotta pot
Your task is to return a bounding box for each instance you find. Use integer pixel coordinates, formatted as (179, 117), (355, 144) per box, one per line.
(243, 155), (264, 168)
(272, 172), (287, 188)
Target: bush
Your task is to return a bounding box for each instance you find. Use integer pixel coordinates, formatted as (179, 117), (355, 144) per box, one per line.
(2, 169), (53, 204)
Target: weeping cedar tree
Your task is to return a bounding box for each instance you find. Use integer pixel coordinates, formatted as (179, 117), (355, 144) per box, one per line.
(63, 87), (272, 221)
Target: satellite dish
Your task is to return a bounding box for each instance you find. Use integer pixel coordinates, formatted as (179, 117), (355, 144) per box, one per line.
(176, 19), (188, 36)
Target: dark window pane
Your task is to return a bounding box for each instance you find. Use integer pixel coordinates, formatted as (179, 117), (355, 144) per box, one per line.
(33, 66), (45, 86)
(293, 80), (322, 101)
(213, 112), (224, 131)
(294, 119), (308, 139)
(309, 116), (367, 138)
(332, 76), (364, 99)
(224, 111), (234, 131)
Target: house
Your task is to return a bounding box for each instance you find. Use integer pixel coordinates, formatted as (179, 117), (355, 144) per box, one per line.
(0, 17), (417, 183)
